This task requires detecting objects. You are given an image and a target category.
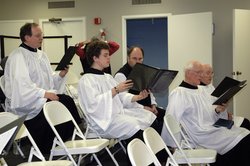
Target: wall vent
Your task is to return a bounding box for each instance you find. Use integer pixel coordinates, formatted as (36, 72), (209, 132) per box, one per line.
(132, 0), (161, 5)
(48, 1), (75, 9)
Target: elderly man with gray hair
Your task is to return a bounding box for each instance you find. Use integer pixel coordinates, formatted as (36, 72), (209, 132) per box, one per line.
(162, 60), (250, 166)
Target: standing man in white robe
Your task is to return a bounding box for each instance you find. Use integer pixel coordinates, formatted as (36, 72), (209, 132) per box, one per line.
(199, 63), (250, 130)
(163, 60), (250, 166)
(4, 23), (82, 154)
(77, 41), (162, 144)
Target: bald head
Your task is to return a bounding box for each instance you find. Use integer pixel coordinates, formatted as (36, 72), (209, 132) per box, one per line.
(184, 60), (203, 86)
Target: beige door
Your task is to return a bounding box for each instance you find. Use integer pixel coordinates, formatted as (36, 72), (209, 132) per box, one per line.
(122, 12), (213, 93)
(168, 12), (213, 91)
(39, 17), (86, 77)
(233, 9), (250, 119)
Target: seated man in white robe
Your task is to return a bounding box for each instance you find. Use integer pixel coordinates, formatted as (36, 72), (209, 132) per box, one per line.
(4, 23), (82, 154)
(114, 46), (165, 130)
(163, 60), (250, 166)
(199, 63), (250, 130)
(77, 41), (164, 143)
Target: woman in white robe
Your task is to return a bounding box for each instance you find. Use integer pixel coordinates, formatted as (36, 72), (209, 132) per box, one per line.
(77, 41), (160, 142)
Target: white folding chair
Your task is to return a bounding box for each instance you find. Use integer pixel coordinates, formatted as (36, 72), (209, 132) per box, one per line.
(0, 75), (6, 111)
(127, 138), (161, 166)
(164, 114), (217, 166)
(65, 70), (85, 120)
(0, 112), (20, 166)
(143, 127), (179, 166)
(43, 100), (119, 166)
(0, 112), (73, 166)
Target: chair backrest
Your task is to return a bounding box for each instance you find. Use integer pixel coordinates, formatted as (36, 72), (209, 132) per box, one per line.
(0, 112), (25, 155)
(0, 127), (17, 154)
(164, 114), (190, 148)
(0, 112), (46, 161)
(0, 75), (5, 94)
(44, 101), (74, 126)
(43, 101), (84, 140)
(143, 127), (179, 166)
(127, 138), (161, 166)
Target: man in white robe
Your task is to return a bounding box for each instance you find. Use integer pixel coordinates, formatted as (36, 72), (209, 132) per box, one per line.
(114, 46), (165, 129)
(199, 63), (250, 129)
(78, 41), (161, 142)
(163, 60), (250, 165)
(4, 23), (82, 153)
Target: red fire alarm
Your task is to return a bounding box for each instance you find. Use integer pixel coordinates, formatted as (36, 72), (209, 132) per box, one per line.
(94, 17), (101, 25)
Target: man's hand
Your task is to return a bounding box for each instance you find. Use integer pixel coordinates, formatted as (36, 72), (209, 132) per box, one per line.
(144, 105), (158, 115)
(59, 66), (69, 78)
(228, 112), (233, 120)
(151, 104), (158, 115)
(44, 92), (59, 101)
(131, 89), (149, 102)
(215, 103), (228, 113)
(116, 80), (133, 93)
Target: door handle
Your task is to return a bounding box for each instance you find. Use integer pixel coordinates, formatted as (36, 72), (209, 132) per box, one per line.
(236, 71), (242, 75)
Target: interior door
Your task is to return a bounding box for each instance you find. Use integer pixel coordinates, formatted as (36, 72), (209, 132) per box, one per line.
(40, 17), (86, 77)
(126, 17), (168, 107)
(233, 9), (250, 120)
(168, 12), (213, 91)
(123, 12), (212, 108)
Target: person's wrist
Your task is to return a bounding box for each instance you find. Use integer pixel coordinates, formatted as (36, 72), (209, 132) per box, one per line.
(114, 86), (119, 94)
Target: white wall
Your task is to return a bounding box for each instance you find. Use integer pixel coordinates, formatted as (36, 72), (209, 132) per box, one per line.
(1, 0), (250, 86)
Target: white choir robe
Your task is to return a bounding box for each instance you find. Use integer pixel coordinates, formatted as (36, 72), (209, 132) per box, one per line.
(4, 47), (66, 120)
(199, 84), (228, 120)
(78, 72), (156, 140)
(200, 83), (244, 126)
(162, 86), (250, 155)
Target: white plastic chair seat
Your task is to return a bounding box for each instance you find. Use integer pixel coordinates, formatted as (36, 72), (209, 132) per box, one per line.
(52, 139), (109, 155)
(17, 160), (73, 166)
(43, 101), (119, 166)
(174, 148), (217, 164)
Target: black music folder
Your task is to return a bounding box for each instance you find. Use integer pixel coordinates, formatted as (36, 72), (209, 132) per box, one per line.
(127, 63), (178, 93)
(55, 46), (76, 71)
(212, 77), (247, 105)
(213, 118), (234, 129)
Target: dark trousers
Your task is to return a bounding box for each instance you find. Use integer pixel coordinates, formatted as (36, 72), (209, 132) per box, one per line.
(212, 134), (250, 166)
(24, 94), (82, 154)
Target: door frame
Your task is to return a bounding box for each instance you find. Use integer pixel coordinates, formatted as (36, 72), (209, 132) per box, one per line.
(122, 13), (171, 65)
(38, 17), (86, 75)
(39, 17), (86, 42)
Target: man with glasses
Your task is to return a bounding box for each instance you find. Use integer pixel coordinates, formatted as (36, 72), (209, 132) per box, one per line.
(4, 23), (82, 154)
(164, 60), (250, 166)
(114, 46), (165, 133)
(199, 63), (250, 130)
